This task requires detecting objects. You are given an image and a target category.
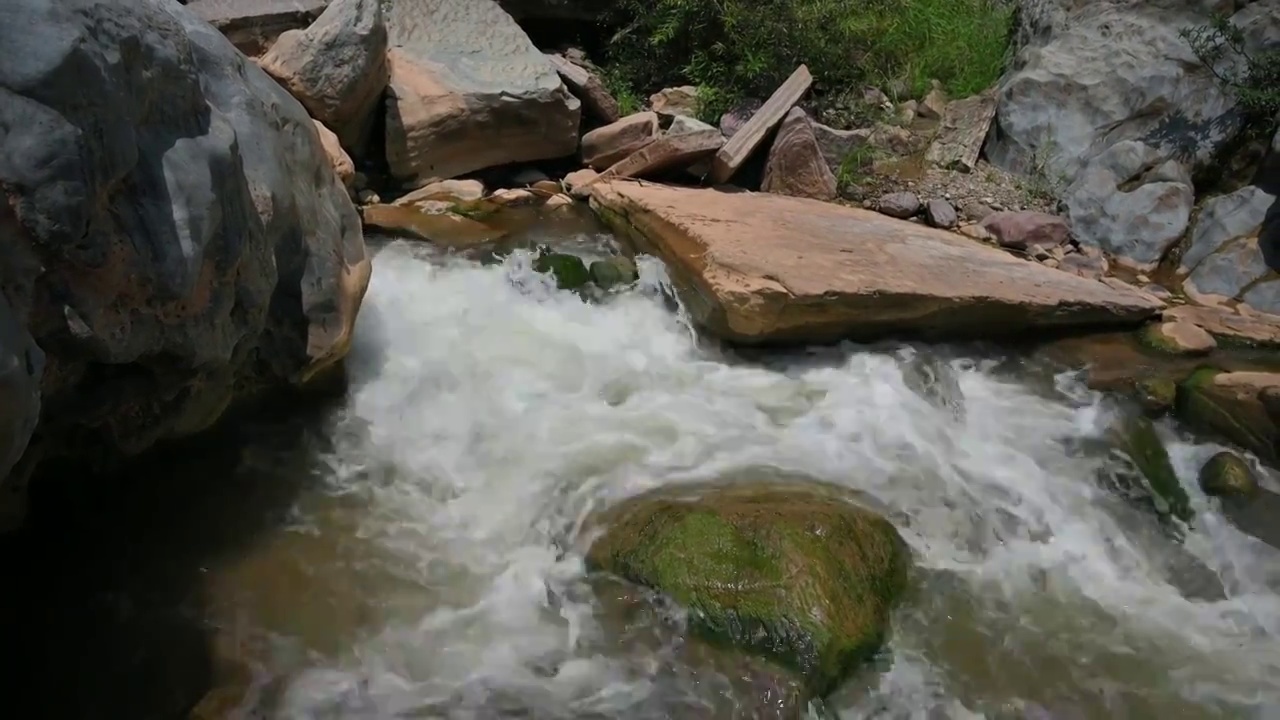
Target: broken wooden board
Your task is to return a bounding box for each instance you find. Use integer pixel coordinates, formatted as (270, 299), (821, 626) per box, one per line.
(587, 129), (725, 185)
(708, 65), (812, 184)
(924, 89), (997, 173)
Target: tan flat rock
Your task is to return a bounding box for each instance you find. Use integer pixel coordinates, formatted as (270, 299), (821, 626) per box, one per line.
(1164, 305), (1280, 348)
(589, 182), (1164, 344)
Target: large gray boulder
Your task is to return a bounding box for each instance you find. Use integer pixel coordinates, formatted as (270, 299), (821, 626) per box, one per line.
(0, 0), (370, 505)
(1178, 185), (1279, 309)
(384, 0), (581, 184)
(987, 0), (1280, 266)
(258, 0), (388, 156)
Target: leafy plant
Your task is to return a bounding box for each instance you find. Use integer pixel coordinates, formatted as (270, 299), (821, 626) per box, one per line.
(600, 0), (1014, 124)
(1181, 15), (1280, 137)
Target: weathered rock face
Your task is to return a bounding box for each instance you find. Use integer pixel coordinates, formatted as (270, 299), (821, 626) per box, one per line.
(586, 480), (910, 698)
(590, 182), (1163, 345)
(760, 108), (838, 201)
(545, 53), (621, 124)
(258, 0), (388, 156)
(1178, 185), (1279, 309)
(0, 0), (369, 495)
(383, 0), (581, 184)
(987, 0), (1280, 267)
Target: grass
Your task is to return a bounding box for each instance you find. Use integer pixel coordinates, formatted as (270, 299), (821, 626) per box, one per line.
(836, 145), (884, 192)
(600, 0), (1015, 124)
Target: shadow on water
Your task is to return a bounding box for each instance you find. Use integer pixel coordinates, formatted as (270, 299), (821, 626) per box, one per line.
(0, 386), (342, 720)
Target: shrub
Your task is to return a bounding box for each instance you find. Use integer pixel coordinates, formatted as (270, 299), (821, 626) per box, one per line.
(1181, 15), (1280, 139)
(600, 0), (1015, 122)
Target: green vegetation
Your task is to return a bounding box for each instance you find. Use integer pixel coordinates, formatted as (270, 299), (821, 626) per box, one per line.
(835, 145), (884, 192)
(1181, 15), (1280, 139)
(600, 0), (1015, 122)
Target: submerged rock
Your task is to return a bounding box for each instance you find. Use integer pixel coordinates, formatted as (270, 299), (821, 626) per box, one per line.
(1135, 378), (1178, 417)
(1112, 416), (1193, 523)
(586, 481), (910, 698)
(1198, 451), (1259, 500)
(900, 351), (965, 421)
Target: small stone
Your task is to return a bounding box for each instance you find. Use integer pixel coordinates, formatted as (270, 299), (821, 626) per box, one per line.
(357, 189), (380, 205)
(396, 178), (486, 207)
(1137, 274), (1151, 284)
(924, 199), (958, 229)
(1029, 244), (1053, 261)
(958, 223), (994, 241)
(1143, 284), (1173, 300)
(1042, 258), (1060, 268)
(1198, 451), (1259, 499)
(649, 85), (699, 116)
(980, 211), (1070, 251)
(960, 201), (995, 221)
(532, 179), (561, 195)
(862, 86), (890, 107)
(895, 100), (917, 125)
(589, 256), (639, 290)
(1058, 251), (1108, 279)
(877, 192), (921, 219)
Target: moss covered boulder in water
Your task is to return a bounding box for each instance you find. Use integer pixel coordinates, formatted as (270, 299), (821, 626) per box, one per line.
(1177, 369), (1280, 464)
(586, 481), (910, 697)
(589, 256), (639, 290)
(1113, 415), (1193, 522)
(1198, 451), (1259, 499)
(533, 249), (590, 290)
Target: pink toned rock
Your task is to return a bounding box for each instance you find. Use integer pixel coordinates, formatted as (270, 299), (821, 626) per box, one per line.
(980, 211), (1071, 250)
(1145, 320), (1217, 354)
(563, 168), (600, 198)
(313, 120), (355, 190)
(589, 182), (1163, 344)
(760, 107), (837, 201)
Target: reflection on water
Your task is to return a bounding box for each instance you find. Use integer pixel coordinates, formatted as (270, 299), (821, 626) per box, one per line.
(2, 218), (1280, 719)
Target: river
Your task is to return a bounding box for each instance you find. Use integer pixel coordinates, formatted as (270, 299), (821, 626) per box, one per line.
(2, 216), (1279, 719)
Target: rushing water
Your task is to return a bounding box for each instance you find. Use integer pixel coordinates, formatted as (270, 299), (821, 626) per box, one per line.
(4, 220), (1280, 719)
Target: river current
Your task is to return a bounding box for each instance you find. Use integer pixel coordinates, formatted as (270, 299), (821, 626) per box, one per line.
(4, 222), (1279, 719)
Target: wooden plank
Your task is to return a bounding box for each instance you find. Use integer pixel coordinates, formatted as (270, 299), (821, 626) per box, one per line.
(708, 65), (813, 184)
(924, 89), (997, 173)
(587, 129), (725, 186)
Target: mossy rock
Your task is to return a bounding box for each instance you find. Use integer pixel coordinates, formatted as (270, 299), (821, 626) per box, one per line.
(589, 257), (639, 290)
(1112, 415), (1193, 523)
(1134, 378), (1177, 417)
(1198, 451), (1259, 499)
(586, 481), (910, 698)
(1176, 368), (1279, 464)
(533, 249), (590, 290)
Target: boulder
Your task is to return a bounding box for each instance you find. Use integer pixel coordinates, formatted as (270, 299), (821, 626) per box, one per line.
(1199, 451), (1260, 499)
(313, 120), (355, 190)
(0, 0), (369, 490)
(589, 182), (1164, 344)
(187, 0), (329, 56)
(581, 112), (660, 170)
(545, 53), (621, 124)
(924, 199), (958, 229)
(1063, 141), (1194, 269)
(589, 257), (639, 290)
(585, 480), (910, 697)
(877, 192), (921, 219)
(383, 0), (581, 184)
(987, 1), (1237, 184)
(1178, 370), (1280, 464)
(649, 86), (699, 117)
(1140, 320), (1217, 355)
(810, 122), (871, 177)
(257, 0), (387, 156)
(709, 65), (813, 184)
(563, 168), (600, 199)
(361, 204), (505, 245)
(1178, 185), (1278, 309)
(590, 124), (724, 184)
(979, 210), (1070, 250)
(533, 250), (590, 290)
(760, 107), (838, 201)
(918, 85), (946, 120)
(394, 179), (487, 208)
(924, 90), (996, 173)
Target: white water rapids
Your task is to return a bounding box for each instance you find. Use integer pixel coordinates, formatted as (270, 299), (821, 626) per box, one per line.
(206, 234), (1280, 719)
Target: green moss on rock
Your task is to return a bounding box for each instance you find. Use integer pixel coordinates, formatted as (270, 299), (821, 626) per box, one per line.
(589, 257), (640, 290)
(1114, 415), (1193, 522)
(586, 481), (910, 698)
(534, 249), (590, 290)
(1176, 368), (1278, 464)
(1135, 378), (1177, 416)
(1198, 451), (1259, 499)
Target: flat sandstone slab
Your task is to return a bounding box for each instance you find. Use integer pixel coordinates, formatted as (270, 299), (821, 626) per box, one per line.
(590, 182), (1164, 343)
(188, 0), (328, 54)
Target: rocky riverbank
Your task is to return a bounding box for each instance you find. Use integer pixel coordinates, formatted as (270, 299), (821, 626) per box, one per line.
(4, 0), (1280, 715)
